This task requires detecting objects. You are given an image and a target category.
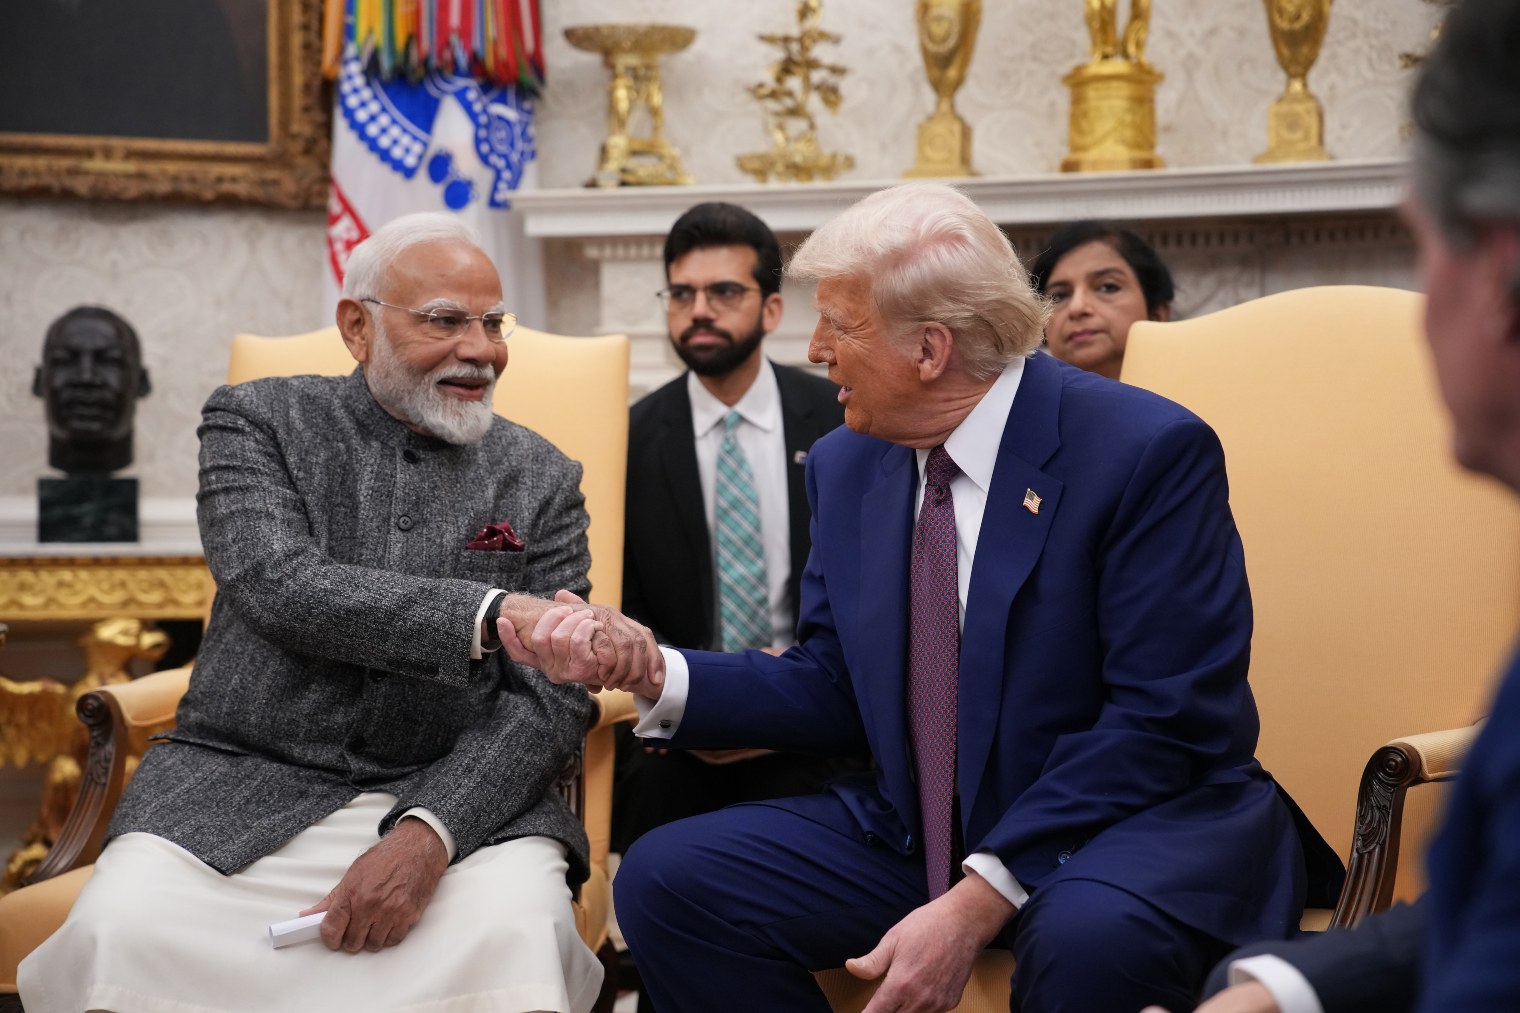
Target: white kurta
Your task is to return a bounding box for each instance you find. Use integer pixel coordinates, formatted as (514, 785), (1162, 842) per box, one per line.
(19, 794), (603, 1013)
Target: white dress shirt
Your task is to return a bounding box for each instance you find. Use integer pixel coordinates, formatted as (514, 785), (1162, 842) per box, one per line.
(637, 358), (1034, 908)
(1226, 954), (1326, 1013)
(687, 360), (795, 650)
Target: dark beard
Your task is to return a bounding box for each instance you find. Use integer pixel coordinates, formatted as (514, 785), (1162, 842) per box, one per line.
(672, 316), (767, 377)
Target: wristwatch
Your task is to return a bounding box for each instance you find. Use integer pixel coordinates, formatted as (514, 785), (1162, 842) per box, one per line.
(481, 591), (507, 645)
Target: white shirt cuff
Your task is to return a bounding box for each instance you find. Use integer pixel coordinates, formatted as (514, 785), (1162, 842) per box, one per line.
(632, 647), (689, 738)
(398, 807), (458, 862)
(470, 589), (506, 661)
(962, 851), (1029, 910)
(1228, 953), (1325, 1013)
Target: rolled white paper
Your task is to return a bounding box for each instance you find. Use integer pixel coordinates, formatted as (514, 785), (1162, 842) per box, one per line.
(268, 912), (326, 948)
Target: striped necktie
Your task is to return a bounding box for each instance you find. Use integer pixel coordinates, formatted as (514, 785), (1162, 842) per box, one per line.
(715, 410), (770, 651)
(908, 445), (961, 899)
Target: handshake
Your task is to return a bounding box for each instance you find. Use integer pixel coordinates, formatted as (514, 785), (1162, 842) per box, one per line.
(494, 590), (666, 699)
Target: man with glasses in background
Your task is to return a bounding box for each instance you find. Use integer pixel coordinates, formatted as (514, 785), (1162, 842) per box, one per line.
(615, 204), (859, 1009)
(21, 213), (611, 1013)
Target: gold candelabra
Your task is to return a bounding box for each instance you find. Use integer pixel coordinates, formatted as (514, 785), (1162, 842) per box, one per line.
(1255, 0), (1334, 163)
(565, 23), (696, 187)
(736, 0), (854, 184)
(904, 0), (981, 178)
(1061, 0), (1164, 173)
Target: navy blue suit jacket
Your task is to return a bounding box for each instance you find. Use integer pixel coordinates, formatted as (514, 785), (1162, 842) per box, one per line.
(1417, 646), (1520, 1010)
(1206, 651), (1520, 1012)
(1213, 901), (1425, 1012)
(669, 353), (1333, 947)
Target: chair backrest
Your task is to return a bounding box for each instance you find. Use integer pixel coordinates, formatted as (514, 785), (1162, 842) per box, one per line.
(1121, 285), (1520, 902)
(228, 325), (629, 606)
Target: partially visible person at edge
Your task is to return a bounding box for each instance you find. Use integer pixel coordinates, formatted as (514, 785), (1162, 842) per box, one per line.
(1145, 1), (1520, 1011)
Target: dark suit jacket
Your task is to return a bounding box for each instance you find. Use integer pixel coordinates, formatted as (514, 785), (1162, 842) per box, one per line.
(1199, 647), (1520, 1013)
(1206, 901), (1425, 1012)
(622, 361), (843, 648)
(1232, 646), (1520, 1011)
(1416, 645), (1520, 1010)
(670, 353), (1339, 947)
(111, 370), (595, 883)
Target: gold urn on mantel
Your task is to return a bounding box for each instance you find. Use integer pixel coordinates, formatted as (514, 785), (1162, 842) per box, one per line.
(1255, 0), (1334, 163)
(1061, 1), (1164, 173)
(903, 0), (981, 179)
(564, 23), (696, 187)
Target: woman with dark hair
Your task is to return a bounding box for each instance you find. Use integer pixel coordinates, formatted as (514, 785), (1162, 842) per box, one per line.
(1029, 220), (1175, 380)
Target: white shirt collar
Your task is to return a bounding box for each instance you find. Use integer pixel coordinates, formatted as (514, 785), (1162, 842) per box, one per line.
(916, 357), (1027, 493)
(688, 358), (781, 437)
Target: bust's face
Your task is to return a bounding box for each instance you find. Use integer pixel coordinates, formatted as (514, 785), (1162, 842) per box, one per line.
(38, 313), (145, 445)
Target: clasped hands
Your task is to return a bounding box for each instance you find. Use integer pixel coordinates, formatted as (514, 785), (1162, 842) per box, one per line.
(496, 590), (665, 698)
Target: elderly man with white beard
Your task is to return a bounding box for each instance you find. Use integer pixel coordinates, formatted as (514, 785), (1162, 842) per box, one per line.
(18, 213), (632, 1013)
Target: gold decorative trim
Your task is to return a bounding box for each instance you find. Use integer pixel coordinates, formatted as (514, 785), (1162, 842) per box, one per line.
(0, 0), (329, 209)
(0, 556), (213, 622)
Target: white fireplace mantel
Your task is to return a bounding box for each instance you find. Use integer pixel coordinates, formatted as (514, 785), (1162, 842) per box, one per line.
(519, 158), (1416, 401)
(512, 158), (1408, 239)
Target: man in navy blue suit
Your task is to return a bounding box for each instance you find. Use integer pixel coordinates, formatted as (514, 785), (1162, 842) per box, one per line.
(1153, 2), (1520, 1012)
(516, 181), (1338, 1012)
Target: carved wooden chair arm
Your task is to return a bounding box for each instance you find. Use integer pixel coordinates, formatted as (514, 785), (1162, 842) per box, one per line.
(1329, 720), (1483, 929)
(24, 666), (192, 887)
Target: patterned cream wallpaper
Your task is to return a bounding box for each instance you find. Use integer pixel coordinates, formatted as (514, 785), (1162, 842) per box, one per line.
(0, 0), (1442, 505)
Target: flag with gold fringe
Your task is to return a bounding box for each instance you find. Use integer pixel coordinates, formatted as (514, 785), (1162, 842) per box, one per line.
(321, 0), (544, 321)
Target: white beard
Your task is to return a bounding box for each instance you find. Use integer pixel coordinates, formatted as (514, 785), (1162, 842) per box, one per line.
(365, 323), (497, 445)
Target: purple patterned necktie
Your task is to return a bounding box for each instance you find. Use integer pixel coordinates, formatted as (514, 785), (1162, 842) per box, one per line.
(908, 445), (961, 900)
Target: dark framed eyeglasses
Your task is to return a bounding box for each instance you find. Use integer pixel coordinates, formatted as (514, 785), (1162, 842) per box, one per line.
(656, 282), (761, 313)
(360, 298), (516, 343)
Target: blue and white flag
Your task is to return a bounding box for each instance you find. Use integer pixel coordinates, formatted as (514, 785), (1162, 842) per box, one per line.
(323, 43), (540, 322)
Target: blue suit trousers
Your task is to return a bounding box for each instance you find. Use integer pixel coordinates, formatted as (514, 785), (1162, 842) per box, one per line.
(616, 793), (1230, 1013)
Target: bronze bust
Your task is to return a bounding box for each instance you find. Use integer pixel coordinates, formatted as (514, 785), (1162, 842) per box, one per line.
(32, 306), (152, 475)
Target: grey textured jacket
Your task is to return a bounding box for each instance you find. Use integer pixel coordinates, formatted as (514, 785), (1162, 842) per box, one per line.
(111, 370), (595, 884)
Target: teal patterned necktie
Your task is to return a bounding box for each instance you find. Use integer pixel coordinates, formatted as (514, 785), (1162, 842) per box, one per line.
(715, 411), (770, 651)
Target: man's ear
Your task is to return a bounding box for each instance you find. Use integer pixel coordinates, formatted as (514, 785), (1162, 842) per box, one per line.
(915, 322), (956, 382)
(761, 291), (784, 335)
(137, 366), (152, 398)
(1482, 226), (1520, 345)
(31, 367), (43, 398)
(336, 298), (372, 364)
(1499, 229), (1520, 345)
(1504, 272), (1520, 347)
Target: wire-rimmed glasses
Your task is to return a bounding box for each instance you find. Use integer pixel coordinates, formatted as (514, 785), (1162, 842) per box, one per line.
(360, 298), (516, 343)
(655, 282), (761, 313)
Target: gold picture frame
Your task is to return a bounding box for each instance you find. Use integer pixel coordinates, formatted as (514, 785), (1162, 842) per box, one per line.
(0, 0), (329, 210)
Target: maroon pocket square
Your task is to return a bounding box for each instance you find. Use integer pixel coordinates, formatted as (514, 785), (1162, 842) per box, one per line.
(466, 521), (525, 552)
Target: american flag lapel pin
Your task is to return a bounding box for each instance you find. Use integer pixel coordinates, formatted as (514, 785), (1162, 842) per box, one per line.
(1023, 488), (1042, 515)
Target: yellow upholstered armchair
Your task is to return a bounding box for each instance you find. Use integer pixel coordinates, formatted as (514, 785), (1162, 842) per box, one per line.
(1122, 285), (1520, 926)
(0, 325), (637, 1011)
(819, 285), (1520, 1012)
